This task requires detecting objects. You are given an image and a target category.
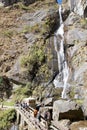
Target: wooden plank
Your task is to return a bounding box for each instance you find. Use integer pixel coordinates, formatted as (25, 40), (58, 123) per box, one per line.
(16, 106), (47, 130)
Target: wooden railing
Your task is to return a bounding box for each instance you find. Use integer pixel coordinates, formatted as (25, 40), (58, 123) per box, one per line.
(16, 105), (47, 130)
(16, 105), (68, 130)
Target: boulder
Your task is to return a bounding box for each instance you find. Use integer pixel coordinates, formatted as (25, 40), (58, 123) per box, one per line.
(70, 121), (87, 130)
(53, 100), (84, 121)
(52, 119), (70, 130)
(43, 97), (53, 106)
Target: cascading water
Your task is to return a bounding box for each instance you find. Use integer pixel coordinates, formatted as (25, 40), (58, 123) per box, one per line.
(53, 5), (69, 99)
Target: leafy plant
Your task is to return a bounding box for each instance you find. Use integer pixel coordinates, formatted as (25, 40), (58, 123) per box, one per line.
(0, 109), (16, 130)
(21, 44), (46, 80)
(13, 83), (32, 101)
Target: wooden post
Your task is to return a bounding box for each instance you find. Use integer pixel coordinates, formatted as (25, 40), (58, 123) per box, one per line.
(20, 117), (25, 130)
(17, 112), (20, 124)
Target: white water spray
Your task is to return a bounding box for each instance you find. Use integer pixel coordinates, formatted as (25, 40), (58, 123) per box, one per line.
(53, 5), (69, 98)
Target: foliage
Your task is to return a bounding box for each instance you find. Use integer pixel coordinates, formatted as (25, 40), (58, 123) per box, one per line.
(0, 109), (16, 130)
(80, 18), (87, 29)
(75, 99), (84, 105)
(21, 44), (46, 80)
(17, 2), (35, 11)
(69, 86), (75, 99)
(42, 14), (57, 35)
(33, 85), (44, 100)
(21, 45), (45, 67)
(0, 76), (12, 100)
(3, 100), (15, 106)
(20, 25), (31, 34)
(3, 30), (13, 38)
(36, 64), (51, 81)
(13, 83), (32, 101)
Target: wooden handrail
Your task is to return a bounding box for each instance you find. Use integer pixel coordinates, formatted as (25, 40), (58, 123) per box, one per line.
(16, 105), (69, 130)
(16, 105), (47, 130)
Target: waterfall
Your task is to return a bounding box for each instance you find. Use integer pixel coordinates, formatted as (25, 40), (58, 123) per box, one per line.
(53, 5), (69, 99)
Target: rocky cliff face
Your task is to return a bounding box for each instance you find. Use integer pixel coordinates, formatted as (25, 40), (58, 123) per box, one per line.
(0, 1), (87, 129)
(0, 0), (87, 106)
(68, 0), (87, 16)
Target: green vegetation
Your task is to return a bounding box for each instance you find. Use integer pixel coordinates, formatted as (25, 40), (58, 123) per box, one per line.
(69, 86), (75, 99)
(20, 24), (41, 34)
(3, 101), (15, 106)
(0, 109), (16, 130)
(42, 13), (57, 35)
(21, 44), (46, 80)
(18, 3), (30, 10)
(0, 76), (12, 100)
(75, 99), (84, 105)
(80, 18), (87, 29)
(33, 85), (44, 99)
(17, 2), (35, 11)
(20, 25), (31, 34)
(3, 30), (13, 38)
(37, 63), (51, 81)
(3, 83), (32, 106)
(13, 83), (32, 101)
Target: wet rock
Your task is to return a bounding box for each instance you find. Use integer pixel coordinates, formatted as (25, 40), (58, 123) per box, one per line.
(53, 100), (84, 121)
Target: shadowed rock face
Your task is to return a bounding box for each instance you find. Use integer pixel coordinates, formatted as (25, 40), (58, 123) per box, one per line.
(1, 0), (36, 6)
(1, 0), (19, 6)
(22, 0), (35, 6)
(53, 100), (84, 121)
(84, 6), (87, 18)
(0, 76), (12, 99)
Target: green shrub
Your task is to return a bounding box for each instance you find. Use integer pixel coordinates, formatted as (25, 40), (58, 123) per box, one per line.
(0, 109), (16, 130)
(13, 83), (32, 101)
(3, 30), (13, 38)
(21, 45), (46, 74)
